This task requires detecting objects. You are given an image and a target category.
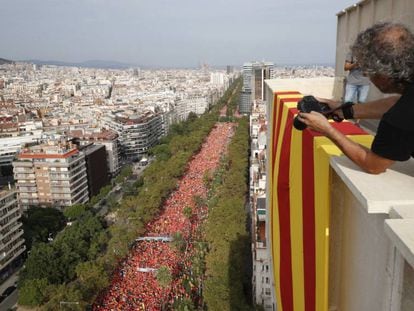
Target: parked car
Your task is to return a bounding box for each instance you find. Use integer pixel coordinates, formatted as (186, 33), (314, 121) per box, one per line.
(0, 285), (16, 302)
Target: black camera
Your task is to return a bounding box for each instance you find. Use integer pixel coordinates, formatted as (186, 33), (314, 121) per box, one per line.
(293, 96), (332, 130)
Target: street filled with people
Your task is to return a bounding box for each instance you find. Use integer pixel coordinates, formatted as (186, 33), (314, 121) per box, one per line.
(93, 122), (235, 310)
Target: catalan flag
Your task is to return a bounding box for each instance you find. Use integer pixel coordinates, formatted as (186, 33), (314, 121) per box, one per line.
(268, 92), (372, 311)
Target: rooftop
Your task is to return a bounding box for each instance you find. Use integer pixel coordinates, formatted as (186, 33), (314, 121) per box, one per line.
(18, 141), (78, 159)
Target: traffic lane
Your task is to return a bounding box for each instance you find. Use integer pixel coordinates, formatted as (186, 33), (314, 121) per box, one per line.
(0, 288), (18, 310)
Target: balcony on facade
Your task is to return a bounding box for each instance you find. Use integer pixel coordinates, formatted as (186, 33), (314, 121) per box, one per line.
(0, 190), (25, 273)
(13, 142), (89, 209)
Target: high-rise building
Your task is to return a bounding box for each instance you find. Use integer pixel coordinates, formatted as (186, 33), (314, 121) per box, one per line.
(13, 141), (89, 210)
(240, 61), (274, 115)
(0, 189), (25, 280)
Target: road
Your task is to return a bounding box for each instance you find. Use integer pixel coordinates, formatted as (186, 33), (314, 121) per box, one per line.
(0, 289), (18, 310)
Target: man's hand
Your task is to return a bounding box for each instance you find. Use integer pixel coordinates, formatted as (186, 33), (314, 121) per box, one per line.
(296, 111), (333, 134)
(344, 61), (359, 71)
(297, 110), (394, 174)
(314, 97), (345, 119)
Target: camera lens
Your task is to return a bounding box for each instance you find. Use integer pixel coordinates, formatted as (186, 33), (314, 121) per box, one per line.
(293, 116), (307, 130)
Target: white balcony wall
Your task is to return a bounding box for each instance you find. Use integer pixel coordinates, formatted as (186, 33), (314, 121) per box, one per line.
(329, 156), (414, 311)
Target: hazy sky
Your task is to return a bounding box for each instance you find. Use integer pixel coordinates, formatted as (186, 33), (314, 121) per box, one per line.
(0, 0), (358, 67)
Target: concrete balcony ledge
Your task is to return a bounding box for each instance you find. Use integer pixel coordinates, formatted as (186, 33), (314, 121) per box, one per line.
(330, 156), (414, 214)
(385, 219), (414, 268)
(389, 204), (414, 219)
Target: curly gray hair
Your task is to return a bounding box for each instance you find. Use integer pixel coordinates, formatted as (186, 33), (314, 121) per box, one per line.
(352, 22), (414, 84)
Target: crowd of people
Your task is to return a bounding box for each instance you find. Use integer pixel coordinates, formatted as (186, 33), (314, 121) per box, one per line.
(93, 122), (236, 310)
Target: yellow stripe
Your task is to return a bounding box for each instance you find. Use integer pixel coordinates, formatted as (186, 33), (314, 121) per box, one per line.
(313, 134), (373, 311)
(289, 112), (305, 311)
(270, 94), (281, 311)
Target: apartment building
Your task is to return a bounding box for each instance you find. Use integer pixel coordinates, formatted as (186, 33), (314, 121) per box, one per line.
(249, 100), (275, 310)
(0, 189), (25, 281)
(103, 110), (163, 161)
(12, 141), (89, 210)
(175, 96), (210, 122)
(240, 62), (274, 115)
(69, 129), (120, 177)
(0, 120), (43, 169)
(81, 144), (109, 197)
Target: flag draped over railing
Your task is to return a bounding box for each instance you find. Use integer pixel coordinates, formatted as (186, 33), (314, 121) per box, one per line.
(268, 91), (371, 311)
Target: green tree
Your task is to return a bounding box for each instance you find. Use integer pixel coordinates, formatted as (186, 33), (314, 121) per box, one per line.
(183, 206), (192, 219)
(19, 243), (64, 284)
(75, 261), (109, 296)
(18, 278), (49, 307)
(156, 266), (172, 288)
(22, 207), (66, 250)
(64, 204), (87, 220)
(42, 284), (85, 311)
(171, 232), (186, 253)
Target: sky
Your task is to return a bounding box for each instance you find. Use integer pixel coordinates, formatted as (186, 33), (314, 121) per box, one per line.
(0, 0), (358, 68)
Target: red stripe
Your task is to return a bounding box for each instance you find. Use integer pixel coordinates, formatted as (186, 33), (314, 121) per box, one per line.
(277, 107), (296, 311)
(301, 128), (322, 311)
(299, 121), (365, 311)
(271, 93), (300, 272)
(272, 92), (301, 163)
(272, 97), (302, 207)
(332, 121), (366, 135)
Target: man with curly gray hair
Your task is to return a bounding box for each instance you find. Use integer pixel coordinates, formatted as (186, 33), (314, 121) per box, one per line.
(297, 22), (414, 174)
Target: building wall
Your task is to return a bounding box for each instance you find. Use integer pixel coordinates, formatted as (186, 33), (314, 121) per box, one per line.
(330, 155), (414, 311)
(83, 145), (109, 197)
(249, 100), (275, 310)
(105, 114), (163, 160)
(329, 172), (390, 311)
(240, 62), (274, 115)
(13, 150), (89, 209)
(0, 190), (25, 279)
(334, 0), (414, 101)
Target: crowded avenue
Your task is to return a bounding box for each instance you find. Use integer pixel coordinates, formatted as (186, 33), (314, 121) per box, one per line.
(93, 122), (236, 310)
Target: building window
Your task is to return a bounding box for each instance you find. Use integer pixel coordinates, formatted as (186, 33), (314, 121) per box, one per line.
(265, 288), (271, 296)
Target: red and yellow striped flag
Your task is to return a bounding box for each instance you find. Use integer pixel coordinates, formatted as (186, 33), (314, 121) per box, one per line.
(268, 92), (372, 311)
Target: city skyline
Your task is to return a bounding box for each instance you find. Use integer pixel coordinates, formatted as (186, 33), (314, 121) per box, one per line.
(1, 0), (357, 67)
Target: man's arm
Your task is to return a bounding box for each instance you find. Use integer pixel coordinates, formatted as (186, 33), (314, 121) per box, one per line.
(344, 60), (358, 71)
(352, 95), (400, 119)
(324, 123), (394, 174)
(297, 111), (395, 174)
(317, 95), (400, 119)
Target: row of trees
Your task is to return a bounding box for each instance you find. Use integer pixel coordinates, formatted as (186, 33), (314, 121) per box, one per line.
(203, 116), (252, 310)
(18, 77), (243, 309)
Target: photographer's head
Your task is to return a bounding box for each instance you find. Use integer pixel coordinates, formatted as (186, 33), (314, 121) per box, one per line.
(352, 22), (414, 93)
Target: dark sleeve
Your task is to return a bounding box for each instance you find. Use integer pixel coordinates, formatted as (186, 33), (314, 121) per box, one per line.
(371, 120), (413, 161)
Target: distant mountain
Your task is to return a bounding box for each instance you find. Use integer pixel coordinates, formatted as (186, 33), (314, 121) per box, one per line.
(25, 59), (136, 69)
(0, 58), (13, 65)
